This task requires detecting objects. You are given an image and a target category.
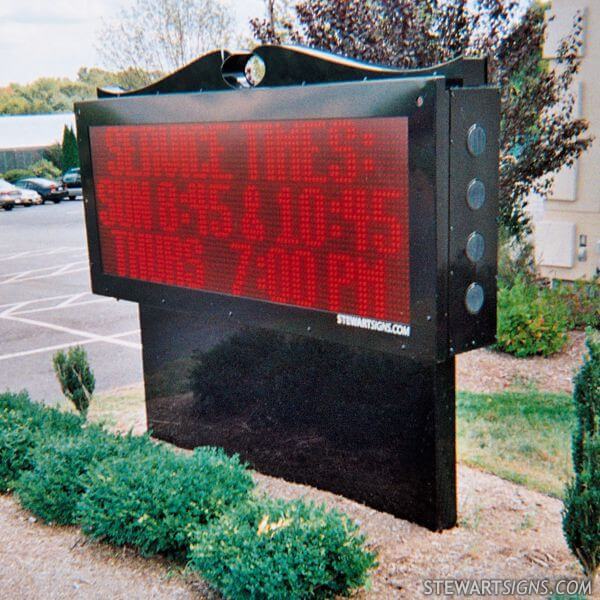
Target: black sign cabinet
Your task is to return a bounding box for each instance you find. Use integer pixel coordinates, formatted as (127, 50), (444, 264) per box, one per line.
(76, 45), (499, 530)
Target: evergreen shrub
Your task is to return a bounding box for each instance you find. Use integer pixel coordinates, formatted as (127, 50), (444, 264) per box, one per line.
(189, 497), (377, 599)
(77, 445), (254, 559)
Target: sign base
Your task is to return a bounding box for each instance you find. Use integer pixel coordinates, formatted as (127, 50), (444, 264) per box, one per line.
(139, 303), (456, 531)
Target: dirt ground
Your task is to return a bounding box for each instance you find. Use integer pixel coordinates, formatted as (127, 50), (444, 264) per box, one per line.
(0, 465), (590, 599)
(456, 331), (588, 395)
(0, 334), (594, 599)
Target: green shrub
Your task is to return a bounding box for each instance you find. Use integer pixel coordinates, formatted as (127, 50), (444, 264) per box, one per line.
(0, 392), (83, 435)
(189, 498), (377, 599)
(30, 159), (60, 180)
(563, 331), (600, 581)
(14, 428), (153, 525)
(554, 278), (600, 330)
(1, 168), (34, 183)
(53, 346), (95, 419)
(0, 392), (83, 492)
(0, 390), (37, 416)
(1, 160), (60, 183)
(43, 143), (62, 169)
(497, 234), (536, 288)
(0, 412), (40, 493)
(495, 275), (569, 357)
(77, 445), (254, 559)
(2, 391), (377, 598)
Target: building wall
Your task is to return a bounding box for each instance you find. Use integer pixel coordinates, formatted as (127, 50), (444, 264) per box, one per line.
(533, 0), (600, 280)
(0, 112), (76, 175)
(0, 147), (45, 172)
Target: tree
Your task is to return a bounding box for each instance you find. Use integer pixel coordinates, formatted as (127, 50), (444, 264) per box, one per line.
(61, 126), (79, 172)
(43, 143), (63, 170)
(563, 330), (600, 585)
(251, 1), (592, 239)
(52, 347), (95, 420)
(97, 0), (235, 86)
(257, 0), (297, 43)
(77, 66), (163, 92)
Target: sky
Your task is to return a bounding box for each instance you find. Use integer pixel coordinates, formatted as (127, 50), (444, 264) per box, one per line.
(0, 0), (264, 86)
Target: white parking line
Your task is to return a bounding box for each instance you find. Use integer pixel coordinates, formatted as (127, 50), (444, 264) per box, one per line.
(11, 298), (112, 316)
(54, 292), (88, 308)
(0, 330), (141, 362)
(1, 314), (142, 350)
(0, 262), (89, 285)
(0, 246), (86, 262)
(0, 293), (85, 311)
(0, 293), (115, 318)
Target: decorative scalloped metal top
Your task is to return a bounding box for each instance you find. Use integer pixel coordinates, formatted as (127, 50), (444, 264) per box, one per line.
(97, 44), (487, 98)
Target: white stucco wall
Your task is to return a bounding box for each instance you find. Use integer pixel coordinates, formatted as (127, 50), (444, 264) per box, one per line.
(532, 0), (600, 280)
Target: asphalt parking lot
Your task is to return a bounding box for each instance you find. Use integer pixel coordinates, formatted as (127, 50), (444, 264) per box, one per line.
(0, 202), (142, 403)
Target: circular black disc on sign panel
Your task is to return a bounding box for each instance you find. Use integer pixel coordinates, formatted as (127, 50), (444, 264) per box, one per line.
(467, 124), (486, 156)
(465, 282), (485, 314)
(466, 178), (486, 210)
(466, 232), (485, 263)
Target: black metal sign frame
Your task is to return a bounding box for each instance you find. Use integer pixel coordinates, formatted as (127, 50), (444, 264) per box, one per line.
(75, 47), (500, 530)
(77, 70), (497, 362)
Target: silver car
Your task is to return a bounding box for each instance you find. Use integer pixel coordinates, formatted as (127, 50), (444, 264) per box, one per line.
(0, 178), (19, 211)
(15, 187), (43, 206)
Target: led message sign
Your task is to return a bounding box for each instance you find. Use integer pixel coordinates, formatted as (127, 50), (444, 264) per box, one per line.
(78, 48), (500, 531)
(90, 117), (410, 325)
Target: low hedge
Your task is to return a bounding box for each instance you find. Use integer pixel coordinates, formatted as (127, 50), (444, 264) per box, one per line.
(0, 392), (83, 492)
(189, 498), (377, 599)
(496, 275), (569, 357)
(14, 428), (153, 525)
(0, 392), (376, 597)
(77, 445), (255, 559)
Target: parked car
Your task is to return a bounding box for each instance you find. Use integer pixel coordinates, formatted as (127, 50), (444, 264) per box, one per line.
(16, 187), (43, 206)
(14, 178), (68, 203)
(0, 178), (18, 211)
(61, 167), (82, 200)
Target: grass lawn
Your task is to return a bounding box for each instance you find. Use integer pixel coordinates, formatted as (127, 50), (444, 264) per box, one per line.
(457, 389), (574, 498)
(88, 385), (147, 434)
(88, 385), (575, 499)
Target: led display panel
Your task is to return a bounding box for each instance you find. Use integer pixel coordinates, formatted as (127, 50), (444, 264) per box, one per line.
(89, 117), (410, 325)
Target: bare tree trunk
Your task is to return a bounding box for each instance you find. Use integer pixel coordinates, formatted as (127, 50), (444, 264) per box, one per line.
(267, 0), (275, 29)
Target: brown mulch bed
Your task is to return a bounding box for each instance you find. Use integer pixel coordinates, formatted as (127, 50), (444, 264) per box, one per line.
(457, 331), (588, 394)
(0, 464), (586, 599)
(0, 494), (199, 599)
(0, 333), (593, 598)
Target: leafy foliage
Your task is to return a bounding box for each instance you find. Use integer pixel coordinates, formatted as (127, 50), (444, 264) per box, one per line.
(77, 446), (254, 559)
(0, 67), (162, 115)
(2, 159), (61, 183)
(30, 159), (61, 180)
(15, 427), (113, 524)
(189, 497), (377, 599)
(553, 278), (600, 331)
(76, 66), (164, 92)
(0, 77), (87, 115)
(14, 428), (154, 525)
(1, 392), (375, 597)
(495, 275), (569, 357)
(1, 169), (34, 183)
(563, 331), (600, 580)
(61, 126), (79, 172)
(52, 346), (95, 419)
(0, 392), (83, 492)
(252, 0), (592, 239)
(43, 143), (63, 169)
